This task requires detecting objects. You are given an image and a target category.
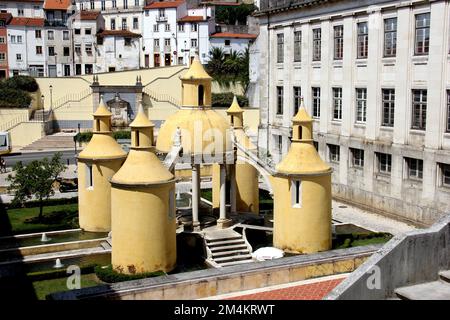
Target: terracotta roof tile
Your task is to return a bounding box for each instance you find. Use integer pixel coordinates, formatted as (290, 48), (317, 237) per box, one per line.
(178, 15), (205, 22)
(9, 17), (45, 27)
(43, 0), (72, 10)
(0, 13), (12, 24)
(144, 0), (185, 9)
(97, 29), (142, 38)
(210, 32), (257, 39)
(79, 10), (101, 20)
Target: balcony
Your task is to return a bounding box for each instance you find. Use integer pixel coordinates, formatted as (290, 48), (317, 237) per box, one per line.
(103, 6), (142, 14)
(156, 15), (168, 22)
(44, 19), (67, 27)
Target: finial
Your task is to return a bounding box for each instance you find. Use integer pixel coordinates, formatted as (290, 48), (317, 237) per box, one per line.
(137, 100), (145, 115)
(300, 96), (305, 109)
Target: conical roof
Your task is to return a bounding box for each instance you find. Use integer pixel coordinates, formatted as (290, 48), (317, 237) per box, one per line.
(227, 96), (244, 114)
(130, 103), (154, 128)
(292, 98), (312, 123)
(93, 97), (112, 117)
(180, 55), (212, 80)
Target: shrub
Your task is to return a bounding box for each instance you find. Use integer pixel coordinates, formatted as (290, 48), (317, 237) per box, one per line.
(113, 130), (131, 140)
(94, 265), (165, 283)
(4, 76), (39, 92)
(5, 196), (78, 210)
(0, 87), (32, 108)
(212, 93), (249, 109)
(75, 130), (130, 143)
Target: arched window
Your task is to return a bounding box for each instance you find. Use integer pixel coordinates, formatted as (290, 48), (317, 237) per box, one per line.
(198, 85), (204, 106)
(298, 126), (302, 140)
(135, 130), (140, 147)
(96, 119), (100, 131)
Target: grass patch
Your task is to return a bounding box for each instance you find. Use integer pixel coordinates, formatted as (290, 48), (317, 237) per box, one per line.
(32, 273), (102, 300)
(333, 232), (392, 250)
(95, 265), (165, 283)
(0, 203), (78, 236)
(201, 189), (212, 202)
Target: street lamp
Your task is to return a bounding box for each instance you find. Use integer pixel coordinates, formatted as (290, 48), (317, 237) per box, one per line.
(41, 94), (45, 123)
(49, 85), (53, 111)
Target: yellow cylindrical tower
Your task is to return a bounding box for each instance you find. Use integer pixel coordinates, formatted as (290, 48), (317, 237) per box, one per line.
(77, 97), (127, 232)
(227, 96), (259, 214)
(273, 99), (332, 254)
(111, 104), (176, 274)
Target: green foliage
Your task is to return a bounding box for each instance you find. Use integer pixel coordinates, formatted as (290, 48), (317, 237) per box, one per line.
(207, 47), (250, 91)
(211, 92), (248, 109)
(333, 232), (393, 249)
(75, 130), (131, 143)
(3, 76), (39, 92)
(5, 196), (78, 209)
(0, 87), (32, 108)
(94, 264), (165, 283)
(215, 4), (257, 25)
(6, 153), (67, 221)
(27, 264), (97, 282)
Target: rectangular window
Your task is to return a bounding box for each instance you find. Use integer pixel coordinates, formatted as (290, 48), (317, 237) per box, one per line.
(48, 46), (55, 56)
(351, 148), (365, 168)
(312, 28), (321, 61)
(75, 28), (81, 35)
(225, 39), (230, 46)
(153, 24), (159, 32)
(35, 30), (41, 39)
(75, 44), (81, 55)
(356, 88), (367, 123)
(382, 89), (395, 127)
(312, 87), (321, 118)
(154, 39), (160, 49)
(123, 0), (128, 9)
(165, 23), (170, 32)
(178, 24), (184, 32)
(384, 18), (397, 57)
(36, 46), (42, 54)
(191, 38), (197, 48)
(133, 17), (138, 29)
(0, 37), (5, 44)
(277, 33), (284, 63)
(17, 35), (22, 43)
(86, 164), (93, 188)
(10, 35), (16, 43)
(63, 30), (69, 40)
(332, 87), (342, 120)
(16, 53), (21, 61)
(0, 53), (5, 60)
(135, 0), (139, 6)
(125, 37), (131, 46)
(112, 0), (117, 8)
(291, 180), (302, 208)
(63, 46), (70, 56)
(411, 89), (427, 130)
(334, 25), (343, 60)
(48, 30), (54, 40)
(328, 144), (340, 163)
(121, 18), (127, 30)
(415, 13), (430, 55)
(277, 135), (283, 153)
(85, 28), (91, 35)
(357, 22), (368, 59)
(376, 152), (392, 175)
(85, 44), (92, 55)
(293, 31), (301, 62)
(111, 19), (116, 30)
(440, 163), (450, 188)
(90, 0), (95, 9)
(276, 86), (283, 115)
(293, 86), (301, 115)
(192, 23), (198, 32)
(447, 91), (450, 132)
(405, 157), (423, 180)
(101, 0), (106, 10)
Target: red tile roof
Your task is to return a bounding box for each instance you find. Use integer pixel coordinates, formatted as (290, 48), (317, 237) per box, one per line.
(210, 32), (257, 39)
(9, 17), (45, 27)
(97, 30), (142, 38)
(79, 10), (101, 20)
(201, 1), (241, 6)
(144, 0), (185, 9)
(0, 0), (43, 3)
(43, 0), (72, 10)
(178, 15), (205, 22)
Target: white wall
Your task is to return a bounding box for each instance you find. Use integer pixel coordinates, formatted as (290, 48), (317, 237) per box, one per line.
(96, 35), (140, 72)
(0, 1), (44, 18)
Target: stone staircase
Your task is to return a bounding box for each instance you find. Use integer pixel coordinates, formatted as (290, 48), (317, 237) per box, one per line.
(204, 228), (254, 268)
(21, 133), (76, 151)
(394, 270), (450, 300)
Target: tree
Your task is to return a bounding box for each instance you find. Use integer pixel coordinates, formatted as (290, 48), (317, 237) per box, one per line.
(223, 50), (242, 75)
(206, 47), (226, 75)
(7, 153), (66, 221)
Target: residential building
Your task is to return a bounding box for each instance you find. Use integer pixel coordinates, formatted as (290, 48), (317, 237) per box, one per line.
(7, 17), (46, 77)
(209, 32), (257, 56)
(96, 29), (141, 72)
(0, 0), (44, 18)
(0, 12), (12, 78)
(69, 10), (105, 75)
(253, 0), (450, 226)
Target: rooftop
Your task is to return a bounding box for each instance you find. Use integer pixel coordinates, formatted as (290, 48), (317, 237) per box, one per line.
(79, 10), (101, 20)
(178, 15), (206, 22)
(97, 29), (142, 38)
(8, 17), (45, 27)
(43, 0), (72, 10)
(144, 0), (185, 9)
(0, 13), (12, 23)
(210, 32), (257, 39)
(257, 0), (331, 14)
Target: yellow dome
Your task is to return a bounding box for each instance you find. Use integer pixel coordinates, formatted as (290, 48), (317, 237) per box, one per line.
(156, 108), (232, 155)
(180, 55), (212, 80)
(129, 104), (155, 128)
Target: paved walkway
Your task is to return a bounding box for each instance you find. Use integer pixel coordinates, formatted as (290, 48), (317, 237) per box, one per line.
(200, 274), (347, 300)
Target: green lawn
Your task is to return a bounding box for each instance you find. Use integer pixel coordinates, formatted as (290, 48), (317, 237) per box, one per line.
(32, 273), (102, 300)
(0, 203), (79, 236)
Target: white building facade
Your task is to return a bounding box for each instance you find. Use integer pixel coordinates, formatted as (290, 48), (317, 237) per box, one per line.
(254, 0), (450, 226)
(209, 32), (257, 55)
(0, 0), (44, 18)
(7, 17), (46, 77)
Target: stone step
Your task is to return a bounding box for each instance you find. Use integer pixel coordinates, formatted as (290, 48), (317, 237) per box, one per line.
(439, 270), (450, 283)
(220, 259), (255, 268)
(209, 243), (248, 253)
(207, 239), (246, 247)
(214, 254), (253, 263)
(211, 249), (250, 258)
(205, 235), (242, 243)
(100, 241), (111, 250)
(395, 281), (450, 300)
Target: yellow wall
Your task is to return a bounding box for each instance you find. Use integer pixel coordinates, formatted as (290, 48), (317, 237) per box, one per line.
(0, 108), (30, 131)
(111, 184), (176, 274)
(272, 174), (332, 254)
(78, 159), (124, 232)
(236, 163), (259, 214)
(9, 122), (44, 150)
(211, 81), (245, 95)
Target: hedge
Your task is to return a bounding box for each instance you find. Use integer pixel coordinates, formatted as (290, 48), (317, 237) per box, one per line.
(75, 130), (131, 143)
(5, 197), (78, 210)
(4, 76), (39, 92)
(0, 87), (32, 108)
(212, 93), (249, 109)
(94, 265), (165, 283)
